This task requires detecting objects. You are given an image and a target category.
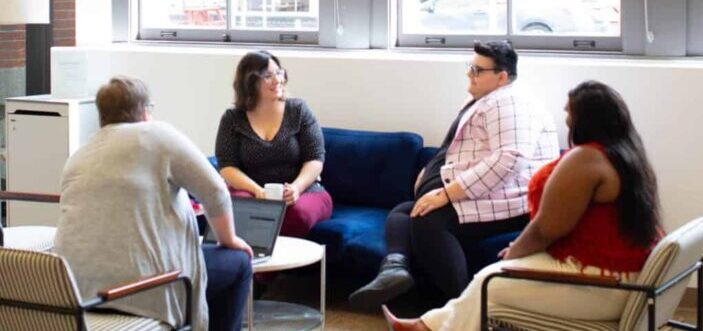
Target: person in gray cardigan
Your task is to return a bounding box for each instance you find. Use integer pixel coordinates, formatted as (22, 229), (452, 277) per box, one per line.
(54, 76), (253, 331)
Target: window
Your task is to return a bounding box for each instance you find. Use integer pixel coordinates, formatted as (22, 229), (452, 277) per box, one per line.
(139, 0), (319, 43)
(232, 0), (318, 31)
(129, 0), (688, 55)
(397, 0), (622, 51)
(141, 0), (227, 30)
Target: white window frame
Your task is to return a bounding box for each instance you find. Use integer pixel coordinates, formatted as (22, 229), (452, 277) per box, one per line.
(116, 0), (692, 56)
(395, 0), (630, 52)
(137, 0), (319, 44)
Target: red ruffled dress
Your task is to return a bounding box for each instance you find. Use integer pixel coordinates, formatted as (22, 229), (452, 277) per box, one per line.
(528, 143), (661, 273)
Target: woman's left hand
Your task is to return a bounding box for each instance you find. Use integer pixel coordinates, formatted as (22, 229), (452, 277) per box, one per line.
(410, 188), (450, 218)
(228, 236), (254, 258)
(283, 183), (300, 206)
(497, 242), (514, 260)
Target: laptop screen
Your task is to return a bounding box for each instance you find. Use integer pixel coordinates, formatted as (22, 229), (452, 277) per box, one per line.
(204, 197), (286, 252)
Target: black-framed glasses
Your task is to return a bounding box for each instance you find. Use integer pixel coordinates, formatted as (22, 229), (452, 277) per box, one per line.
(466, 63), (498, 77)
(146, 103), (155, 114)
(261, 69), (286, 82)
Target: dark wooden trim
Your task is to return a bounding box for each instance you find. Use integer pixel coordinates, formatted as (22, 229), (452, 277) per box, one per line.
(98, 270), (182, 301)
(0, 191), (60, 203)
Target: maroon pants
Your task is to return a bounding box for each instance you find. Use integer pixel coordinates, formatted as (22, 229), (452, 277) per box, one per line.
(230, 189), (333, 238)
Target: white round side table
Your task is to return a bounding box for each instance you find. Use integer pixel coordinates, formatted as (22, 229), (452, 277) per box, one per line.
(245, 236), (326, 331)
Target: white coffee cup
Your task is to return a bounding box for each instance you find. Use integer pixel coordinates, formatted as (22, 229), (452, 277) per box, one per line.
(264, 183), (284, 200)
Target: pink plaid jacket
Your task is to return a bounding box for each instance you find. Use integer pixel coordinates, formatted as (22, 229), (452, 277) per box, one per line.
(440, 84), (559, 223)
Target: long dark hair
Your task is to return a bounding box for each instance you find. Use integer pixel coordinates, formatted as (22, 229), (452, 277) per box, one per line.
(233, 50), (286, 111)
(568, 81), (660, 247)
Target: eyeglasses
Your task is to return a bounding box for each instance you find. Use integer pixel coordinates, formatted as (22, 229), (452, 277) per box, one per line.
(466, 63), (498, 77)
(262, 69), (286, 82)
(145, 103), (155, 114)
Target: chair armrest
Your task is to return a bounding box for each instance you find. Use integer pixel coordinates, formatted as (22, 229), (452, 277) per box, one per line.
(480, 267), (625, 330)
(0, 191), (60, 203)
(97, 270), (182, 301)
(500, 266), (621, 287)
(81, 270), (193, 329)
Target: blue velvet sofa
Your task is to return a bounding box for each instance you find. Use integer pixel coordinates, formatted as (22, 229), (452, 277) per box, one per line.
(309, 127), (521, 280)
(206, 127), (521, 280)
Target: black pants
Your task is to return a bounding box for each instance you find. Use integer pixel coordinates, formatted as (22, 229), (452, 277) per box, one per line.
(385, 201), (528, 299)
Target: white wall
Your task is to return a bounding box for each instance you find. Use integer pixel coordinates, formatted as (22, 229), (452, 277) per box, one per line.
(51, 45), (703, 233)
(75, 0), (112, 46)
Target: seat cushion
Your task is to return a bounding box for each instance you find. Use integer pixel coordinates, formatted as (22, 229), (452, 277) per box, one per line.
(345, 221), (389, 275)
(489, 306), (618, 331)
(85, 312), (171, 331)
(321, 127), (423, 209)
(308, 205), (388, 271)
(3, 226), (56, 252)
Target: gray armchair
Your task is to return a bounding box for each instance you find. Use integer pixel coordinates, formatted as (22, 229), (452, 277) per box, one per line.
(0, 248), (192, 331)
(481, 217), (703, 331)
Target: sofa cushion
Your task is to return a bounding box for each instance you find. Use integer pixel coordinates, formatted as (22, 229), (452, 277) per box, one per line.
(418, 147), (439, 174)
(345, 228), (388, 277)
(307, 204), (388, 266)
(321, 128), (423, 209)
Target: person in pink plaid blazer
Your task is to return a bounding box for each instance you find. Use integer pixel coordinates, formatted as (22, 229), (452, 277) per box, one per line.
(349, 41), (560, 309)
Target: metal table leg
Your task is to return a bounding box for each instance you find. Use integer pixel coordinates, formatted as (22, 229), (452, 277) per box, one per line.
(320, 245), (326, 331)
(248, 278), (254, 331)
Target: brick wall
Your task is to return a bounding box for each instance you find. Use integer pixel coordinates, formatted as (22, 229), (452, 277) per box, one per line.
(0, 25), (27, 105)
(0, 0), (76, 105)
(0, 26), (26, 69)
(53, 0), (76, 47)
(0, 0), (76, 70)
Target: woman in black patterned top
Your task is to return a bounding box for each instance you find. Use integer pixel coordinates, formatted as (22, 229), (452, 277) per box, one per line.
(215, 50), (332, 238)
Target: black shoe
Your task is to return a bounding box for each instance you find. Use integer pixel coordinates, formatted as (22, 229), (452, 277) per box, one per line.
(348, 253), (414, 310)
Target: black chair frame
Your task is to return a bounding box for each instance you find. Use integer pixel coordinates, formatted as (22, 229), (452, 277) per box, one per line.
(480, 259), (703, 331)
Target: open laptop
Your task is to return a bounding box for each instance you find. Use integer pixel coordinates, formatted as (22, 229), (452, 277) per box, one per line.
(203, 197), (287, 264)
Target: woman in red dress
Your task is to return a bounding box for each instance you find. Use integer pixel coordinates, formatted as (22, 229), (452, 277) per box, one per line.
(384, 80), (663, 331)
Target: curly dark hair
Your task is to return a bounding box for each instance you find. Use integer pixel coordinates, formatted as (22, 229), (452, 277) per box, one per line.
(568, 80), (661, 247)
(233, 50), (287, 111)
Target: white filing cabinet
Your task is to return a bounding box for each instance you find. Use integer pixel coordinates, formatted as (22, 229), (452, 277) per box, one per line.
(5, 95), (99, 226)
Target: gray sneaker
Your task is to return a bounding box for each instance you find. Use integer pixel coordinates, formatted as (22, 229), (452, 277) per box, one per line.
(348, 253), (415, 310)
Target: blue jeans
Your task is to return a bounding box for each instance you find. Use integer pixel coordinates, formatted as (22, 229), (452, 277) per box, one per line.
(202, 244), (252, 331)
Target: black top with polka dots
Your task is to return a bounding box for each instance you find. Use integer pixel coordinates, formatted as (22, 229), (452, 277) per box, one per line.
(215, 98), (325, 192)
